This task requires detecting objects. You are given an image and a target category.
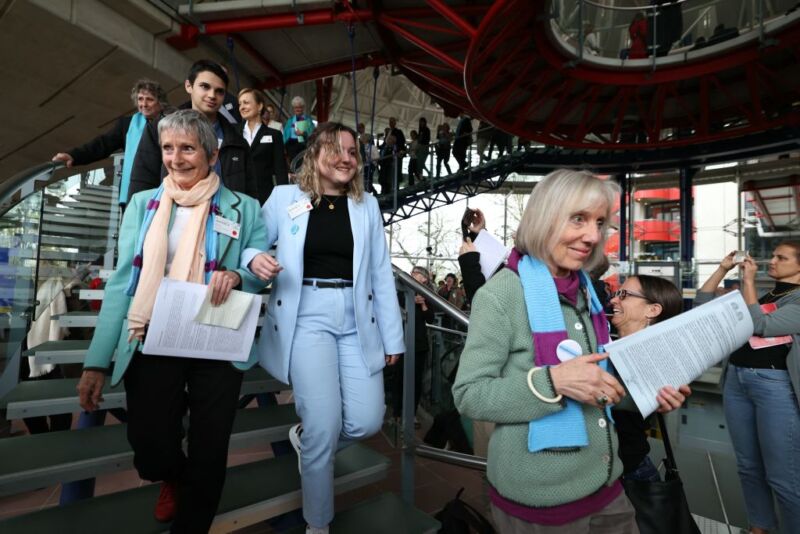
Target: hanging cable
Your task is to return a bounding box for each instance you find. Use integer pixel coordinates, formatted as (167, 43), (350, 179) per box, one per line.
(346, 22), (359, 130)
(225, 35), (242, 93)
(366, 66), (380, 192)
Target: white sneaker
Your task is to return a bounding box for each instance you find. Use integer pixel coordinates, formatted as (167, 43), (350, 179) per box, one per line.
(305, 526), (329, 534)
(289, 423), (303, 474)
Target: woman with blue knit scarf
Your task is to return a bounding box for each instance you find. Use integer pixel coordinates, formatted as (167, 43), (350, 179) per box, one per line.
(453, 169), (687, 533)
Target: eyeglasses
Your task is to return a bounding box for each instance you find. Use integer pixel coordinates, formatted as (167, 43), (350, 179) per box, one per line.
(613, 289), (650, 301)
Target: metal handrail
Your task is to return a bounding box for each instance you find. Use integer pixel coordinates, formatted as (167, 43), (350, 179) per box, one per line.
(392, 265), (469, 328)
(0, 162), (63, 216)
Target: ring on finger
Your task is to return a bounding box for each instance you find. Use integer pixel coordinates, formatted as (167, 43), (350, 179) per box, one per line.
(596, 394), (609, 405)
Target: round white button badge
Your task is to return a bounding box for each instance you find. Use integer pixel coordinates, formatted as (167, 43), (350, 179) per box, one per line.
(556, 339), (583, 362)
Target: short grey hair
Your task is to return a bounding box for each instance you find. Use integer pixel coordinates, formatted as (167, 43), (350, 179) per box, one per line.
(514, 169), (619, 272)
(291, 96), (305, 108)
(157, 109), (217, 160)
(130, 78), (168, 109)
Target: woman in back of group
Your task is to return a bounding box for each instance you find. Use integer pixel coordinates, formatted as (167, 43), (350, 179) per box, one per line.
(453, 169), (687, 533)
(696, 244), (800, 533)
(245, 122), (404, 534)
(238, 88), (289, 204)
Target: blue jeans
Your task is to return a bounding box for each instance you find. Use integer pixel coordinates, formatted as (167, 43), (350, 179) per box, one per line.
(289, 284), (385, 528)
(724, 365), (800, 531)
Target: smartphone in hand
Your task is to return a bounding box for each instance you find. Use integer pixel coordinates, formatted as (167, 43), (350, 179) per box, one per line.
(733, 250), (747, 264)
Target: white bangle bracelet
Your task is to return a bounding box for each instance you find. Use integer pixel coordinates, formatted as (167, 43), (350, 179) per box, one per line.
(527, 367), (563, 404)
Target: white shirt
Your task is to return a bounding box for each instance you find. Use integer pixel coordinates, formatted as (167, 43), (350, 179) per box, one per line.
(243, 121), (262, 146)
(167, 207), (194, 269)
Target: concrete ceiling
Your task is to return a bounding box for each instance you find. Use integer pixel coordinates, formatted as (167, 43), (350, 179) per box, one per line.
(0, 0), (447, 185)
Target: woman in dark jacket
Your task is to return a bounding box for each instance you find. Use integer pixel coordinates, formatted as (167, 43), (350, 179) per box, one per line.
(238, 88), (289, 205)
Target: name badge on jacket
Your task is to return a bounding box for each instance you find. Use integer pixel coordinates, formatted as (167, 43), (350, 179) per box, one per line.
(288, 199), (313, 219)
(214, 216), (241, 239)
(260, 135), (273, 144)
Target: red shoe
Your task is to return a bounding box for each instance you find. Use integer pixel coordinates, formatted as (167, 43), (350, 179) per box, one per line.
(154, 481), (178, 522)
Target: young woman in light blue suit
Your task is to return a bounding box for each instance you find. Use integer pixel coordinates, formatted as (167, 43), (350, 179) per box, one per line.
(245, 122), (404, 534)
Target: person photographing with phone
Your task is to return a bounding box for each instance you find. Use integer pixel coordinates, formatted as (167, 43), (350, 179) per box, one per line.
(696, 244), (800, 534)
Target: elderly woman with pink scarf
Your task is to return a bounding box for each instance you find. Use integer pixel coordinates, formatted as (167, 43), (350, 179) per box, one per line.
(76, 109), (266, 533)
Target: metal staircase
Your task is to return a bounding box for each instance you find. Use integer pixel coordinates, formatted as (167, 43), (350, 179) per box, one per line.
(0, 157), (439, 533)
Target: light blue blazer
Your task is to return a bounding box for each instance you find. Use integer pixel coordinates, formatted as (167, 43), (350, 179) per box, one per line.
(242, 184), (405, 385)
(84, 186), (267, 386)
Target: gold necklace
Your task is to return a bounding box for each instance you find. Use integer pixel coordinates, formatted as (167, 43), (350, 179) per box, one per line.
(768, 285), (800, 298)
(322, 194), (341, 211)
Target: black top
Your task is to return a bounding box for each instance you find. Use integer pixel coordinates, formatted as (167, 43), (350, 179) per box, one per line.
(613, 410), (652, 475)
(242, 123), (289, 204)
(729, 281), (799, 369)
(303, 195), (354, 280)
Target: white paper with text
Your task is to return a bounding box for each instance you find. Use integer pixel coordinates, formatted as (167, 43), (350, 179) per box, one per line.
(607, 290), (753, 416)
(142, 279), (259, 362)
(473, 230), (509, 280)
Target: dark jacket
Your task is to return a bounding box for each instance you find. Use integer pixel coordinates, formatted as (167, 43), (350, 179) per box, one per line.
(458, 251), (486, 305)
(242, 123), (288, 205)
(128, 110), (258, 203)
(69, 116), (132, 165)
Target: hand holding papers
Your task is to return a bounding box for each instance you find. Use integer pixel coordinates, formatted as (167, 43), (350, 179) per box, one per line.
(607, 290), (753, 417)
(142, 279), (260, 362)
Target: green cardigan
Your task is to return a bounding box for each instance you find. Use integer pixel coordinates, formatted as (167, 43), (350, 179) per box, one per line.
(452, 268), (624, 508)
(83, 186), (267, 386)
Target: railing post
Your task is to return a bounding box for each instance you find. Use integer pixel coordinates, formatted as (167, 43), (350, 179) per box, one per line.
(392, 149), (398, 211)
(401, 285), (417, 505)
(651, 5), (658, 71)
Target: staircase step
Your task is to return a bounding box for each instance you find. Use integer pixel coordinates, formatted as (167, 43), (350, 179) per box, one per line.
(284, 493), (440, 534)
(12, 249), (102, 262)
(73, 190), (118, 202)
(24, 340), (91, 366)
(41, 222), (114, 237)
(44, 205), (120, 219)
(82, 185), (118, 196)
(41, 213), (118, 228)
(0, 444), (388, 534)
(65, 194), (118, 208)
(39, 235), (112, 249)
(0, 404), (299, 497)
(1, 368), (285, 418)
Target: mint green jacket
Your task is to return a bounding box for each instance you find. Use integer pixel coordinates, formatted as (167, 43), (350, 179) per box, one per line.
(83, 186), (267, 386)
(453, 269), (625, 508)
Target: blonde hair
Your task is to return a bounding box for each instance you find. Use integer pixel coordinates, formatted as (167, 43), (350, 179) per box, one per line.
(295, 122), (364, 204)
(514, 169), (619, 272)
(237, 88), (267, 120)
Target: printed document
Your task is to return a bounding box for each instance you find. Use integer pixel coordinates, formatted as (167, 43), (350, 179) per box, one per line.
(142, 279), (259, 362)
(473, 230), (509, 280)
(607, 290), (753, 416)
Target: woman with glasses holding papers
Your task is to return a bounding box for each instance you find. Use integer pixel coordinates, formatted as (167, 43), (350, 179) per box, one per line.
(453, 169), (687, 532)
(608, 276), (687, 483)
(696, 244), (800, 534)
(76, 110), (267, 533)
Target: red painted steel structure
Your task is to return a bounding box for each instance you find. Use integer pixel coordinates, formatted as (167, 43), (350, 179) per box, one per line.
(168, 0), (800, 151)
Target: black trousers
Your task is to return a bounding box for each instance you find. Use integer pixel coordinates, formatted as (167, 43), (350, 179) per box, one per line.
(124, 353), (243, 534)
